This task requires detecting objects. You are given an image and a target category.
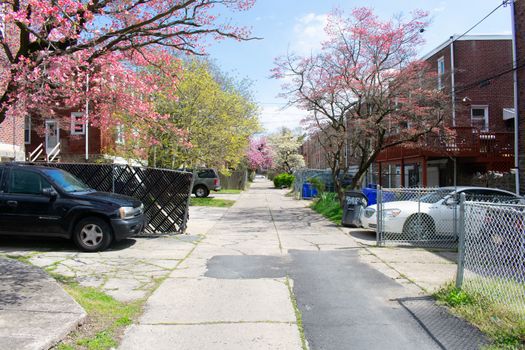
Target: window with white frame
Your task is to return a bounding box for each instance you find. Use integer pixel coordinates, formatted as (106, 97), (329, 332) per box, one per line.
(471, 106), (489, 131)
(24, 116), (31, 144)
(437, 57), (445, 90)
(70, 112), (85, 135)
(115, 124), (125, 145)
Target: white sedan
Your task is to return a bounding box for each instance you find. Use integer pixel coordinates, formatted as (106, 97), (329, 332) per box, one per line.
(361, 186), (522, 237)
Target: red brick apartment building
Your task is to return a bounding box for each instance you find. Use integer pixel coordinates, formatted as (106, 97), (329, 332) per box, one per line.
(0, 115), (24, 161)
(301, 35), (516, 188)
(24, 111), (113, 162)
(376, 35), (515, 188)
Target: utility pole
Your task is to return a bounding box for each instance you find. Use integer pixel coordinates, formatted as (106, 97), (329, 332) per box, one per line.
(514, 0), (525, 194)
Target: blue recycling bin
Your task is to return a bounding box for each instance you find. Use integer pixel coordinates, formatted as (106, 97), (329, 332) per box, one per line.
(362, 186), (377, 205)
(302, 183), (318, 199)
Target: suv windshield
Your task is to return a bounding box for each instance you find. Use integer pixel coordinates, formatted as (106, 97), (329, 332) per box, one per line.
(418, 189), (453, 204)
(43, 169), (93, 193)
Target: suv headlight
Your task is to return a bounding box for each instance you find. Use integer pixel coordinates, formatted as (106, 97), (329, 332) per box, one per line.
(119, 206), (135, 219)
(383, 209), (401, 218)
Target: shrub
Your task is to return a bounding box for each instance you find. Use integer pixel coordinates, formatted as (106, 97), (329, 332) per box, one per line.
(274, 173), (295, 188)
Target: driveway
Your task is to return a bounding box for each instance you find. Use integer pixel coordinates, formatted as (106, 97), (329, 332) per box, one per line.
(0, 206), (228, 303)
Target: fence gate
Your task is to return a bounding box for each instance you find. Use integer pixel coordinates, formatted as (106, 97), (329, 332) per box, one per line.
(40, 163), (193, 235)
(375, 187), (458, 249)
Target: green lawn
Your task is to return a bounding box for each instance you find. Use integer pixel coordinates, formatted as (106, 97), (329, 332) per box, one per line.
(190, 198), (235, 208)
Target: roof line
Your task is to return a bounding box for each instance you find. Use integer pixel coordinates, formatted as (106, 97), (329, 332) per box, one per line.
(421, 34), (512, 61)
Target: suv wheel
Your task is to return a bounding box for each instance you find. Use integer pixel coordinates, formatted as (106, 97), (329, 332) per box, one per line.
(194, 185), (210, 198)
(73, 217), (113, 252)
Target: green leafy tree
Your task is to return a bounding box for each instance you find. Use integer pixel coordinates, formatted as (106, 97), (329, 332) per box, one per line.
(142, 59), (260, 169)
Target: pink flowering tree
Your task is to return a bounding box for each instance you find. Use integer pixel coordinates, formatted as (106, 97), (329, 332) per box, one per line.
(247, 137), (273, 172)
(0, 0), (256, 132)
(273, 7), (449, 204)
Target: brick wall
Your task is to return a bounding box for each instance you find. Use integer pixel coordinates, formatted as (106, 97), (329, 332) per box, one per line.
(0, 115), (25, 161)
(516, 0), (525, 193)
(426, 38), (514, 131)
(26, 110), (105, 161)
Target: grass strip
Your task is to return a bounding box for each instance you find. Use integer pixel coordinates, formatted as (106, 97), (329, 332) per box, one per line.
(55, 282), (144, 350)
(219, 189), (243, 194)
(285, 276), (309, 350)
(434, 283), (525, 349)
(190, 198), (235, 207)
(310, 192), (342, 225)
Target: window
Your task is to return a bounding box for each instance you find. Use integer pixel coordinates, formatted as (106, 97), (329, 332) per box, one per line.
(116, 124), (124, 145)
(8, 169), (52, 195)
(437, 57), (445, 90)
(471, 106), (489, 131)
(24, 116), (31, 144)
(70, 112), (85, 135)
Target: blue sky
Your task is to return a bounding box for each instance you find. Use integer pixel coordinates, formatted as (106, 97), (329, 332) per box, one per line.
(207, 0), (512, 133)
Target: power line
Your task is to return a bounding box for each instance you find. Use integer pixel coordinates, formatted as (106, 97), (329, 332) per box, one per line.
(453, 0), (511, 42)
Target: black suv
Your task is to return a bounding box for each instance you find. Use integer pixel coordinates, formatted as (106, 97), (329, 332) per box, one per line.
(0, 163), (145, 252)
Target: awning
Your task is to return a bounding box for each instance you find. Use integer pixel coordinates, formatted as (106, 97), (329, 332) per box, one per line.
(503, 108), (515, 120)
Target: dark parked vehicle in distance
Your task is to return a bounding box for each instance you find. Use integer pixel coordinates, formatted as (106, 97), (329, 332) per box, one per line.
(0, 163), (145, 252)
(181, 168), (221, 198)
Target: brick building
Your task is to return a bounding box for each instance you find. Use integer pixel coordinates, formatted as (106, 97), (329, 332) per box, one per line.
(376, 35), (515, 188)
(24, 111), (113, 162)
(0, 115), (24, 161)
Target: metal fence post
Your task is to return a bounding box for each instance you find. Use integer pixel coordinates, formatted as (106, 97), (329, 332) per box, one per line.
(376, 185), (382, 246)
(455, 192), (467, 289)
(111, 164), (116, 193)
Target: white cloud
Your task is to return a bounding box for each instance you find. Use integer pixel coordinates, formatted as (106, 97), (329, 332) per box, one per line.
(259, 105), (308, 133)
(290, 13), (328, 55)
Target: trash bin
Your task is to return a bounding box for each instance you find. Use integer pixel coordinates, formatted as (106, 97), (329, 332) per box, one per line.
(302, 183), (318, 199)
(362, 186), (377, 206)
(342, 191), (368, 227)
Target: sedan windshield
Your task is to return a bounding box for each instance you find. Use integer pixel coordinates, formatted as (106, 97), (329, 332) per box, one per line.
(43, 169), (93, 193)
(418, 189), (453, 204)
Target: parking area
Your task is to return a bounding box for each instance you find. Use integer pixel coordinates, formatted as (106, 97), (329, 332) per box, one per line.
(0, 206), (230, 303)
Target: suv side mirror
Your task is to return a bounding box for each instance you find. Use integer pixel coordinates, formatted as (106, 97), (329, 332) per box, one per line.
(42, 187), (58, 199)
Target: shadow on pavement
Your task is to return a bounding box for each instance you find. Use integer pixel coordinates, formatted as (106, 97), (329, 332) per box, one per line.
(0, 236), (137, 253)
(397, 296), (489, 349)
(347, 229), (376, 243)
(0, 258), (50, 308)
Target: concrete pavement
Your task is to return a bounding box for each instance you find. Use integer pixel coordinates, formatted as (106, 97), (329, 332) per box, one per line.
(0, 257), (86, 350)
(119, 179), (487, 350)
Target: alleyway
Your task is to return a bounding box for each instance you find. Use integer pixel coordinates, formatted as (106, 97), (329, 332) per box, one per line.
(119, 179), (486, 350)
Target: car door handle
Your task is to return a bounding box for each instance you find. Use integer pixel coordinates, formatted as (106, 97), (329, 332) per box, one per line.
(6, 201), (17, 207)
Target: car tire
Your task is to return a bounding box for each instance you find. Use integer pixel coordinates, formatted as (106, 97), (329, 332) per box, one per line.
(194, 185), (210, 198)
(403, 214), (435, 240)
(73, 217), (113, 252)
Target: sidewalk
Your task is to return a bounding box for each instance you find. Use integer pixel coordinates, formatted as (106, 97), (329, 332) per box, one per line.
(0, 257), (86, 350)
(120, 179), (486, 349)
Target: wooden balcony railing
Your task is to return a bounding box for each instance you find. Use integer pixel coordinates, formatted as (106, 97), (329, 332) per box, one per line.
(376, 127), (514, 161)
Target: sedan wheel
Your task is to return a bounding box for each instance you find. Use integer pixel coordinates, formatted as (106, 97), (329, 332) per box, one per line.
(403, 215), (435, 241)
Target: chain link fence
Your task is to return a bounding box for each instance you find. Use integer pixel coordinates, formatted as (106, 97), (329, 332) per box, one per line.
(293, 169), (332, 198)
(39, 163), (193, 235)
(372, 187), (459, 249)
(457, 197), (525, 319)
